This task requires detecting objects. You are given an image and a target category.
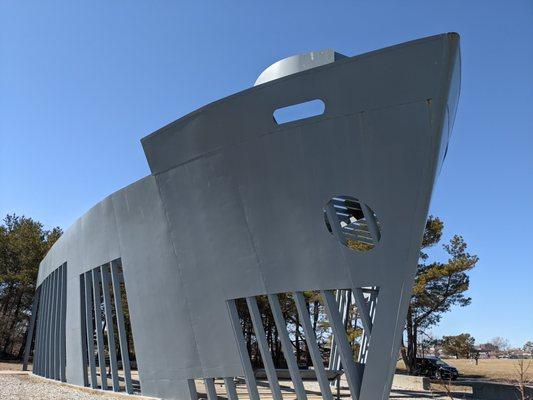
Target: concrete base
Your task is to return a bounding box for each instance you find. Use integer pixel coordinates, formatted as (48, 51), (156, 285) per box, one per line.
(0, 370), (30, 376)
(391, 374), (430, 391)
(253, 368), (343, 381)
(470, 381), (532, 400)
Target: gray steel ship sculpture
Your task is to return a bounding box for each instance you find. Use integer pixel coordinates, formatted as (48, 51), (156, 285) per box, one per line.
(23, 33), (461, 400)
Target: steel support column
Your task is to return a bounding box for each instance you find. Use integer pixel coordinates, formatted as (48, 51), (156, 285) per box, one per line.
(39, 279), (50, 376)
(333, 290), (348, 371)
(52, 269), (60, 380)
(322, 290), (362, 400)
(353, 288), (372, 334)
(360, 203), (381, 244)
(204, 378), (218, 400)
(34, 285), (44, 375)
(59, 264), (67, 382)
(22, 286), (40, 371)
(328, 290), (341, 371)
(92, 267), (108, 390)
(43, 276), (53, 378)
(293, 292), (333, 400)
(110, 260), (133, 394)
(101, 263), (120, 391)
(246, 296), (283, 400)
(226, 300), (259, 400)
(187, 379), (199, 400)
(268, 294), (307, 400)
(223, 378), (238, 400)
(84, 272), (98, 388)
(79, 274), (89, 386)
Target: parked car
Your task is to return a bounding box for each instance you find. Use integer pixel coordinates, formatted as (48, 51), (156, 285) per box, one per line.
(415, 356), (459, 380)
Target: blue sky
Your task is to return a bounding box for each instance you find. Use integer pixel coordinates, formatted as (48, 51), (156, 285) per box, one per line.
(1, 1), (531, 347)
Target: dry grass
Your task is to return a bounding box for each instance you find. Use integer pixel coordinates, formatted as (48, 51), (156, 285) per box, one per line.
(397, 358), (533, 382)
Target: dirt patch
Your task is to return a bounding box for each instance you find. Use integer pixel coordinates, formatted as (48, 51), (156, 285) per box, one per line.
(0, 361), (26, 371)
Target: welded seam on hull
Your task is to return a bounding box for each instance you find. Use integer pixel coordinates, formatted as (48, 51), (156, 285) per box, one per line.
(151, 167), (205, 381)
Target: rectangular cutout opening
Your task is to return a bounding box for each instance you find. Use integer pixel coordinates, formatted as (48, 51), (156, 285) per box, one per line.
(31, 263), (67, 381)
(80, 259), (139, 394)
(273, 99), (325, 125)
(228, 287), (379, 400)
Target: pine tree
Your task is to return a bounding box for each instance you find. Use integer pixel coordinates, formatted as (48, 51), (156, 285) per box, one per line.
(0, 214), (61, 359)
(402, 216), (478, 372)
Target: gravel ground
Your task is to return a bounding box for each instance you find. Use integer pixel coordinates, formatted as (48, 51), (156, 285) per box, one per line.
(0, 362), (471, 399)
(0, 372), (469, 400)
(0, 374), (134, 400)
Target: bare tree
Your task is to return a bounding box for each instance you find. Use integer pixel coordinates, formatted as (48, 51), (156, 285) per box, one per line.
(490, 336), (510, 354)
(513, 359), (531, 400)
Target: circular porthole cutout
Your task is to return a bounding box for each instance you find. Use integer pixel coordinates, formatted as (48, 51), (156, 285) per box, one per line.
(323, 196), (381, 252)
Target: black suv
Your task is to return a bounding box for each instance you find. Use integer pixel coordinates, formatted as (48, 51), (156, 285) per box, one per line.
(415, 357), (459, 380)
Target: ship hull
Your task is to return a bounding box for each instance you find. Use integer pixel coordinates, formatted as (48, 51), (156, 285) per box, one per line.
(30, 34), (460, 400)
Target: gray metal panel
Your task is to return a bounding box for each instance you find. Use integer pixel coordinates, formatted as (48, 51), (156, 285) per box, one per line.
(141, 35), (453, 175)
(154, 161), (264, 376)
(110, 176), (204, 398)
